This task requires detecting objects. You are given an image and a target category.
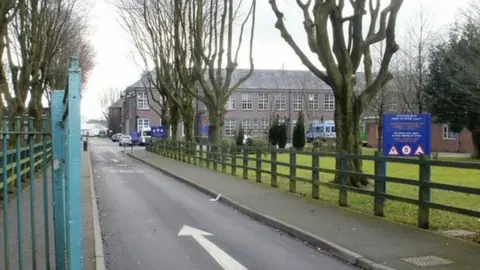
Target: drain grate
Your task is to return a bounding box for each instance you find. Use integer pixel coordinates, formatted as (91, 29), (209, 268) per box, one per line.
(401, 255), (453, 267)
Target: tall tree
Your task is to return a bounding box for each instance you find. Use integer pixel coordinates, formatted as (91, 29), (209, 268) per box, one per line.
(99, 87), (121, 122)
(269, 0), (404, 187)
(116, 0), (198, 141)
(425, 22), (480, 158)
(393, 6), (437, 113)
(186, 0), (257, 144)
(0, 0), (17, 114)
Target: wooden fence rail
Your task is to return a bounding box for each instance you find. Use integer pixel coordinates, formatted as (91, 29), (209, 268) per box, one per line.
(147, 139), (480, 230)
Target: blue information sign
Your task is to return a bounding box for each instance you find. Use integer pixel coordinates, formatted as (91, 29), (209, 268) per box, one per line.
(151, 125), (167, 138)
(382, 113), (431, 157)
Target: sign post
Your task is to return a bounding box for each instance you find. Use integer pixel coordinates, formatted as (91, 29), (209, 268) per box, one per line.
(382, 114), (432, 157)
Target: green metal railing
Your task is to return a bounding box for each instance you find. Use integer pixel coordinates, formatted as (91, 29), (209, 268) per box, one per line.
(1, 116), (52, 270)
(148, 139), (480, 231)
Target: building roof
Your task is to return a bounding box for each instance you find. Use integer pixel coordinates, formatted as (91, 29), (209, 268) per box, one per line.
(124, 69), (366, 91)
(109, 99), (123, 108)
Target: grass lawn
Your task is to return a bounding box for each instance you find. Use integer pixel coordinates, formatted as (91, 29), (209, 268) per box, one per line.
(159, 146), (480, 242)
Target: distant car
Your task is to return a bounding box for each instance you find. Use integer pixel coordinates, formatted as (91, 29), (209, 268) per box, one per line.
(119, 134), (133, 147)
(111, 133), (122, 142)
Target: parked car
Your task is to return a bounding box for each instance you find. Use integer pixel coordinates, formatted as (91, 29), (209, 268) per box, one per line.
(111, 133), (122, 142)
(119, 134), (133, 146)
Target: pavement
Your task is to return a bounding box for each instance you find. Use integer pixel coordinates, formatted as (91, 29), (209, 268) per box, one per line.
(0, 150), (97, 269)
(89, 138), (357, 270)
(127, 143), (480, 270)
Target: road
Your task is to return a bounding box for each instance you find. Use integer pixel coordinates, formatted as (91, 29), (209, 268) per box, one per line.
(90, 138), (357, 270)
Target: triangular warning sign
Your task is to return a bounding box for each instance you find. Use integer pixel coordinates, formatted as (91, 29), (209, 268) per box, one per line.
(414, 146), (424, 156)
(388, 146), (399, 155)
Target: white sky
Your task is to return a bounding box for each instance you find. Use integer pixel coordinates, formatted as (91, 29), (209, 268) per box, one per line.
(81, 0), (469, 120)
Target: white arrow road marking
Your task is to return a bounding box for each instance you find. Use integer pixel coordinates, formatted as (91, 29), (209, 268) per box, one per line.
(209, 194), (221, 202)
(178, 225), (247, 270)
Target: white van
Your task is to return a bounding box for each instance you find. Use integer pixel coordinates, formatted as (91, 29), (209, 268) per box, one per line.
(306, 120), (336, 142)
(139, 126), (152, 146)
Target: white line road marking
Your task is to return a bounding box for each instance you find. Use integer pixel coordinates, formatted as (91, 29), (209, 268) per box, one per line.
(111, 158), (119, 163)
(209, 194), (221, 202)
(107, 169), (145, 174)
(178, 225), (247, 270)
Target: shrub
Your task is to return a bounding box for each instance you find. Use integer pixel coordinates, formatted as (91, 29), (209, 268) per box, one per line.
(277, 122), (287, 149)
(236, 125), (245, 147)
(268, 116), (280, 146)
(292, 111), (306, 150)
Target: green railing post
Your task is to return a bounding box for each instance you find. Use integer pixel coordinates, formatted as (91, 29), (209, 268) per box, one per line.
(270, 148), (277, 187)
(338, 153), (348, 207)
(231, 145), (237, 176)
(311, 151), (319, 199)
(242, 146), (248, 180)
(15, 116), (24, 269)
(289, 148), (296, 193)
(27, 117), (37, 267)
(255, 148), (262, 183)
(187, 142), (192, 164)
(418, 154), (431, 229)
(374, 151), (386, 217)
(2, 116), (10, 270)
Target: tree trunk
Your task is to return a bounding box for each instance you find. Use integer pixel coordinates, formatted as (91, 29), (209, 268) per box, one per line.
(377, 120), (382, 152)
(333, 85), (369, 187)
(207, 110), (224, 145)
(171, 120), (179, 140)
(471, 128), (480, 159)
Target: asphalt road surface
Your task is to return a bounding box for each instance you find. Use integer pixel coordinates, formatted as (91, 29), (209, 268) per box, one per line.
(90, 138), (357, 270)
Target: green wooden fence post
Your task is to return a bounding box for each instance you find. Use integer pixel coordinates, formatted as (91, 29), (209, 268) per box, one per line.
(338, 153), (348, 207)
(242, 146), (248, 180)
(311, 151), (319, 199)
(255, 148), (262, 183)
(289, 148), (296, 193)
(213, 145), (218, 172)
(206, 145), (211, 169)
(374, 151), (386, 216)
(271, 148), (277, 187)
(231, 146), (237, 176)
(221, 145), (227, 173)
(199, 144), (204, 167)
(418, 154), (431, 229)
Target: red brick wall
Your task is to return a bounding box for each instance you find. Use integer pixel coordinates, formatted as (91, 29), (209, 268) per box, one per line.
(366, 122), (475, 154)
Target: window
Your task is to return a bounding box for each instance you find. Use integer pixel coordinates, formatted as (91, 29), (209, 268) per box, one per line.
(324, 94), (335, 111)
(137, 118), (150, 131)
(258, 93), (269, 111)
(137, 91), (149, 109)
(293, 93), (303, 111)
(275, 93), (287, 111)
(242, 119), (251, 131)
(308, 93), (320, 111)
(252, 119), (259, 131)
(443, 124), (457, 140)
(225, 119), (236, 136)
(241, 93), (253, 110)
(225, 95), (236, 110)
(260, 119), (269, 131)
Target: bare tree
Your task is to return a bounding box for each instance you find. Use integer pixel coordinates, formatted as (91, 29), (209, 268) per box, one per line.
(393, 6), (437, 113)
(0, 0), (17, 113)
(99, 87), (121, 122)
(269, 0), (404, 187)
(185, 0), (257, 144)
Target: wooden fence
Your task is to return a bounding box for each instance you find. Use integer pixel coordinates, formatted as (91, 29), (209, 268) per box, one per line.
(147, 139), (480, 230)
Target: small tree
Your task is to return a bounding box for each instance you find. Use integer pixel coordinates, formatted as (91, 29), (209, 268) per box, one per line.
(278, 122), (287, 149)
(236, 125), (245, 147)
(268, 115), (280, 146)
(292, 112), (306, 150)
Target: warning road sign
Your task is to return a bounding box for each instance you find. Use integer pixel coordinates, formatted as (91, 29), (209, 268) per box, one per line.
(414, 146), (424, 155)
(401, 145), (412, 155)
(388, 146), (399, 155)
